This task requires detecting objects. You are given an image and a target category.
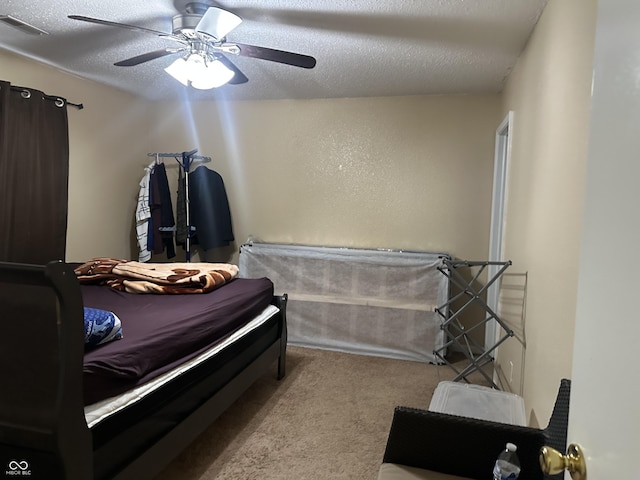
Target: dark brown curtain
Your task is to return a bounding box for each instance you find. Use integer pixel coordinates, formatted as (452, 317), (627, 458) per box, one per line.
(0, 80), (70, 264)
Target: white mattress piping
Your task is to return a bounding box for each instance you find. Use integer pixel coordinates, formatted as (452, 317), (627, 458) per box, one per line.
(84, 304), (280, 428)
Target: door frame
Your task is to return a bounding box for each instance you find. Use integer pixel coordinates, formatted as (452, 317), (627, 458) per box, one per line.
(486, 111), (513, 353)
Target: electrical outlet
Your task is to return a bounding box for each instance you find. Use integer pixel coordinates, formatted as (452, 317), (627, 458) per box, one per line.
(509, 361), (514, 383)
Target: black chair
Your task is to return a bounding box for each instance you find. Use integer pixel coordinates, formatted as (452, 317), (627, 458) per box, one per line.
(379, 379), (570, 480)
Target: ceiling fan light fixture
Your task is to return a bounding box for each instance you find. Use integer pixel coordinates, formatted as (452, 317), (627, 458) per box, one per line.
(165, 54), (235, 89)
(196, 7), (242, 40)
(68, 6), (316, 89)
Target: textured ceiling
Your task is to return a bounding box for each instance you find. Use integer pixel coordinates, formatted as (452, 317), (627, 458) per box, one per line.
(0, 0), (548, 101)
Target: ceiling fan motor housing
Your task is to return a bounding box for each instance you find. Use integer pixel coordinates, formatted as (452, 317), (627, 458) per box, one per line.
(172, 13), (202, 38)
(184, 2), (211, 15)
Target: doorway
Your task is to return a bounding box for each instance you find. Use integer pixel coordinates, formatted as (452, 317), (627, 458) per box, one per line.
(486, 111), (513, 354)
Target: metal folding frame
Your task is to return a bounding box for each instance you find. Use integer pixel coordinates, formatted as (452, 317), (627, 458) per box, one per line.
(434, 258), (512, 388)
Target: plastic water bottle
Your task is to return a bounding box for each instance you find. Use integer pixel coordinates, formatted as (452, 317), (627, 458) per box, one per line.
(492, 442), (521, 480)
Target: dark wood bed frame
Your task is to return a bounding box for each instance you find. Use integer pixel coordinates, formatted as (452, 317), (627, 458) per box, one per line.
(0, 260), (288, 480)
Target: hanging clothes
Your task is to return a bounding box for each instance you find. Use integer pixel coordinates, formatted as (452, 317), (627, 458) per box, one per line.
(137, 161), (176, 261)
(175, 166), (188, 248)
(148, 162), (176, 258)
(188, 165), (234, 250)
(147, 165), (162, 254)
(157, 162), (176, 258)
(135, 161), (155, 262)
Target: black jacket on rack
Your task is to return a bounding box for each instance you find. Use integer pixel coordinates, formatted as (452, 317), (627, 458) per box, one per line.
(188, 166), (234, 250)
(149, 162), (176, 258)
(175, 167), (188, 248)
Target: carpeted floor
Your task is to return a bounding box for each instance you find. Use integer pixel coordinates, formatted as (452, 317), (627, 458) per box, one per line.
(155, 346), (482, 480)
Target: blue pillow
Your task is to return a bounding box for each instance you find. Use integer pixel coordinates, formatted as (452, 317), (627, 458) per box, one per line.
(84, 307), (123, 348)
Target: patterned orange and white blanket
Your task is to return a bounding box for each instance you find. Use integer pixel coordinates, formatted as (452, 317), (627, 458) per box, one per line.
(74, 258), (239, 294)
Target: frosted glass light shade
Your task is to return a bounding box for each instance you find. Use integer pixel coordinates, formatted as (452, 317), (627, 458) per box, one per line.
(164, 57), (189, 86)
(191, 59), (235, 89)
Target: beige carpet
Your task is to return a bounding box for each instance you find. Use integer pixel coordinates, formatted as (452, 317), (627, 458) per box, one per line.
(155, 346), (484, 480)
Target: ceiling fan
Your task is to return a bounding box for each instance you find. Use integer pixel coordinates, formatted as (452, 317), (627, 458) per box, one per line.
(68, 2), (317, 90)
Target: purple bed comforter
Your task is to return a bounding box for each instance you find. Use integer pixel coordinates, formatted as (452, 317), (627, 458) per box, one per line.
(81, 277), (274, 405)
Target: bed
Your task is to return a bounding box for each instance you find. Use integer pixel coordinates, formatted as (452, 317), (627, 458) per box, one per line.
(0, 259), (288, 480)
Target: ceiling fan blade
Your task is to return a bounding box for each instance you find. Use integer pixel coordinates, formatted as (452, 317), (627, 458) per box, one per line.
(196, 7), (242, 40)
(68, 15), (170, 37)
(217, 55), (249, 84)
(114, 48), (184, 67)
(233, 43), (316, 69)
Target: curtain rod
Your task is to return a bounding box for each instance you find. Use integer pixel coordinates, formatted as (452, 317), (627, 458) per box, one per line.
(9, 85), (83, 110)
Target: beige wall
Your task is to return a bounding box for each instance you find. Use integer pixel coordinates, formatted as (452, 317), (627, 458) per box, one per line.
(152, 95), (501, 263)
(498, 0), (596, 425)
(2, 48), (500, 267)
(0, 49), (155, 261)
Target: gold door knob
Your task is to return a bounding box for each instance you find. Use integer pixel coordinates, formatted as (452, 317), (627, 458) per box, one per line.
(539, 443), (587, 480)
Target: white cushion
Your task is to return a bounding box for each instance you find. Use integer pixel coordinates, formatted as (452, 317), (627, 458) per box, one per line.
(377, 463), (474, 480)
(429, 381), (526, 426)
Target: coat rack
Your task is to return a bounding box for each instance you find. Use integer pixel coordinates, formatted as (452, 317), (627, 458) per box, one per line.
(147, 149), (211, 262)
